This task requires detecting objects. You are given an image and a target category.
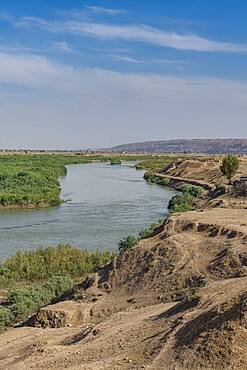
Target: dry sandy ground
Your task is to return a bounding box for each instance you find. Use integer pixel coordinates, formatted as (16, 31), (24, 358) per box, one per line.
(0, 156), (247, 370)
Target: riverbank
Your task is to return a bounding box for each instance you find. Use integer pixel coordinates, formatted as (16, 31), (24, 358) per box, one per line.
(0, 160), (177, 259)
(0, 154), (178, 209)
(0, 155), (247, 369)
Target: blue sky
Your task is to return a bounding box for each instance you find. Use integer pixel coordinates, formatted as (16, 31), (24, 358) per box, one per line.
(0, 0), (247, 148)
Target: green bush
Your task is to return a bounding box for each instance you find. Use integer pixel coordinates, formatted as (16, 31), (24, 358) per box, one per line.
(0, 245), (114, 286)
(9, 276), (73, 322)
(168, 184), (203, 213)
(168, 193), (193, 213)
(118, 235), (138, 256)
(110, 158), (121, 165)
(144, 172), (170, 186)
(139, 220), (163, 239)
(179, 184), (203, 197)
(159, 178), (170, 186)
(0, 307), (13, 330)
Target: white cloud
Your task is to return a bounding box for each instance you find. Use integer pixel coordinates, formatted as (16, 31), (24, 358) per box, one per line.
(86, 6), (126, 15)
(109, 54), (144, 64)
(12, 15), (247, 53)
(52, 41), (74, 53)
(66, 23), (247, 53)
(0, 52), (247, 149)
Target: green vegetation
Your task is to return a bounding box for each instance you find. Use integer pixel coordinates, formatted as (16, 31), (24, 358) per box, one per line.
(144, 171), (170, 186)
(118, 219), (164, 255)
(220, 154), (239, 184)
(0, 307), (12, 330)
(138, 219), (163, 239)
(0, 153), (175, 208)
(0, 245), (114, 331)
(110, 158), (122, 165)
(118, 235), (138, 256)
(136, 156), (179, 171)
(0, 276), (73, 330)
(0, 245), (114, 287)
(168, 184), (203, 213)
(0, 155), (94, 207)
(178, 184), (204, 197)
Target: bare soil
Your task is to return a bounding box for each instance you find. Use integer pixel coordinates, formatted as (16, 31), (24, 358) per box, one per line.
(0, 156), (247, 370)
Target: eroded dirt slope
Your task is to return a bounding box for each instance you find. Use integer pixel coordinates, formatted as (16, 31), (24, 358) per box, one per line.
(0, 156), (247, 370)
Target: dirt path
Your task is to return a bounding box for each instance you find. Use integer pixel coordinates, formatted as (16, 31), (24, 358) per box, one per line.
(154, 172), (215, 191)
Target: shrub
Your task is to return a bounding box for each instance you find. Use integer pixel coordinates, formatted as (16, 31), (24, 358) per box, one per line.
(179, 184), (203, 197)
(0, 307), (13, 330)
(159, 178), (170, 186)
(139, 220), (163, 239)
(168, 193), (193, 213)
(8, 276), (73, 322)
(118, 235), (138, 256)
(110, 158), (121, 165)
(144, 172), (170, 186)
(0, 245), (114, 285)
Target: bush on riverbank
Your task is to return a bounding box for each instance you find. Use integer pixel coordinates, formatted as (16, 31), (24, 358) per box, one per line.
(0, 276), (73, 330)
(118, 236), (138, 256)
(168, 184), (203, 213)
(144, 171), (170, 186)
(118, 220), (164, 255)
(110, 158), (122, 165)
(138, 220), (164, 239)
(0, 245), (114, 287)
(0, 246), (115, 331)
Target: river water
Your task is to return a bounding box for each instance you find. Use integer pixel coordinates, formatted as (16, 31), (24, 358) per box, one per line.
(0, 162), (176, 260)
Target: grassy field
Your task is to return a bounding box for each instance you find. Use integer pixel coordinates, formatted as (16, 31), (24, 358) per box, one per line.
(0, 153), (178, 208)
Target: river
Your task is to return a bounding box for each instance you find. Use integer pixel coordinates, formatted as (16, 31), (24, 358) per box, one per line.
(0, 162), (176, 260)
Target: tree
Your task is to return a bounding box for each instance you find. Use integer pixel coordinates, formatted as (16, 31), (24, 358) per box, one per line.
(220, 154), (239, 184)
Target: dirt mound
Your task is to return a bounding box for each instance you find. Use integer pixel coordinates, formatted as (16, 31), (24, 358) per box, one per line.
(93, 211), (247, 304)
(26, 301), (89, 328)
(161, 156), (247, 185)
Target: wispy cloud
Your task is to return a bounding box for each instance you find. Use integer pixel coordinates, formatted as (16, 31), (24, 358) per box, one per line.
(67, 23), (247, 53)
(109, 54), (144, 64)
(52, 41), (74, 53)
(86, 6), (126, 15)
(108, 54), (191, 65)
(14, 16), (247, 53)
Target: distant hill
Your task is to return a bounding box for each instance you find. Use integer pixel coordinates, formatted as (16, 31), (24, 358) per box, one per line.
(109, 139), (247, 154)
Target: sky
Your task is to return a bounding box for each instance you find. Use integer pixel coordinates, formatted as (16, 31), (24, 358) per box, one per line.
(0, 0), (247, 149)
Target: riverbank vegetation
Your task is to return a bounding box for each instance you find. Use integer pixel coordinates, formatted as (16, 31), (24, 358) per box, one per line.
(0, 276), (73, 330)
(168, 184), (203, 213)
(0, 216), (167, 330)
(110, 158), (122, 165)
(0, 153), (177, 209)
(118, 219), (164, 255)
(0, 245), (114, 330)
(144, 171), (170, 186)
(0, 245), (114, 287)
